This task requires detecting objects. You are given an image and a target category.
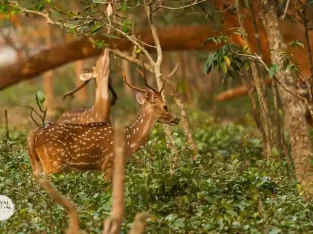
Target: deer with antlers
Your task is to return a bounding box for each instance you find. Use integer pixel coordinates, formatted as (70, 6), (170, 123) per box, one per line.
(27, 63), (179, 180)
(57, 48), (117, 124)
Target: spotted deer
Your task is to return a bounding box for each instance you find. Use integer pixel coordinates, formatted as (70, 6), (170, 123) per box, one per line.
(27, 68), (180, 180)
(57, 48), (117, 124)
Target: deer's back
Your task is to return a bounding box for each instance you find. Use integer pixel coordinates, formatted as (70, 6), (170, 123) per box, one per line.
(57, 108), (96, 124)
(31, 122), (115, 172)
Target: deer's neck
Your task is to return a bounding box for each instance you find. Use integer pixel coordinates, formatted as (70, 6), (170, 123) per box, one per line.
(126, 105), (157, 154)
(94, 78), (110, 123)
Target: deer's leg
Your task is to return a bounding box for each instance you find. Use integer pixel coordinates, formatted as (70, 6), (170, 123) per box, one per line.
(27, 135), (42, 177)
(101, 158), (114, 182)
(103, 169), (113, 181)
(27, 148), (42, 177)
(35, 147), (64, 176)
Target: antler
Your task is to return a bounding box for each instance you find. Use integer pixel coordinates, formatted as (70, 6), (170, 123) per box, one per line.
(136, 59), (165, 94)
(113, 53), (165, 94)
(63, 79), (91, 100)
(113, 54), (146, 93)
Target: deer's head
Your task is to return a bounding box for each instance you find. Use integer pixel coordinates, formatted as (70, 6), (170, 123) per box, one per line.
(79, 48), (110, 95)
(135, 89), (179, 126)
(115, 57), (179, 126)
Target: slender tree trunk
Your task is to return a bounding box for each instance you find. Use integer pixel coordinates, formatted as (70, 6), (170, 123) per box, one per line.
(260, 1), (313, 188)
(181, 52), (192, 105)
(163, 53), (198, 159)
(43, 24), (55, 119)
(122, 54), (133, 95)
(236, 0), (276, 159)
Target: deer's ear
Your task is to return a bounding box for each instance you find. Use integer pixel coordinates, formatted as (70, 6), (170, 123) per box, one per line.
(136, 92), (145, 105)
(79, 73), (96, 81)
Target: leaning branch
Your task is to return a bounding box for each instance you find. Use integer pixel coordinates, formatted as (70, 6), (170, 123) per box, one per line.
(38, 179), (80, 234)
(0, 25), (217, 90)
(103, 121), (126, 234)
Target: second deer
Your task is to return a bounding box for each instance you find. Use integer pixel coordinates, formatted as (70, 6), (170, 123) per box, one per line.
(27, 67), (179, 180)
(57, 48), (117, 124)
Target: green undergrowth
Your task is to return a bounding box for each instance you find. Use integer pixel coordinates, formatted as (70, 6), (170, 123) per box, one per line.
(0, 122), (313, 234)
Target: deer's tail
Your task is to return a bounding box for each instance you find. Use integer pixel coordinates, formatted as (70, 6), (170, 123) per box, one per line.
(27, 130), (41, 176)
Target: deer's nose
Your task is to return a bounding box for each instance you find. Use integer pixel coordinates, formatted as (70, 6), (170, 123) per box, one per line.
(172, 117), (180, 125)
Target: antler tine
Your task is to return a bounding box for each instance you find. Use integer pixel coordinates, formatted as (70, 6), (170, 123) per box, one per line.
(113, 54), (146, 93)
(63, 80), (91, 100)
(159, 81), (165, 94)
(136, 60), (159, 93)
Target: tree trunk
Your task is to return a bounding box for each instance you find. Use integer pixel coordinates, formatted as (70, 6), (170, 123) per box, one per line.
(260, 1), (313, 188)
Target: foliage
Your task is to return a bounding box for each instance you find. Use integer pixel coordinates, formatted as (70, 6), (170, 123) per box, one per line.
(202, 33), (302, 81)
(1, 120), (313, 233)
(202, 35), (249, 81)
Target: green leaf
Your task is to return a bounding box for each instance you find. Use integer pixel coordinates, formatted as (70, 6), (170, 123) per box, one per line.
(269, 229), (282, 234)
(221, 62), (227, 73)
(202, 36), (228, 46)
(121, 20), (132, 34)
(268, 64), (278, 78)
(242, 44), (249, 52)
(224, 56), (231, 67)
(36, 3), (45, 11)
(202, 53), (215, 74)
(285, 63), (295, 71)
(36, 91), (45, 104)
(91, 24), (104, 34)
(272, 147), (279, 156)
(289, 40), (304, 49)
(102, 33), (121, 39)
(244, 61), (250, 71)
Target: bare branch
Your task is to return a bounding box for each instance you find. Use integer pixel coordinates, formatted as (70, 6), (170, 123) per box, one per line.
(165, 64), (179, 79)
(144, 1), (178, 155)
(144, 3), (162, 69)
(106, 24), (156, 66)
(281, 0), (291, 20)
(29, 108), (42, 127)
(38, 179), (80, 234)
(4, 110), (10, 141)
(112, 54), (146, 93)
(109, 49), (154, 73)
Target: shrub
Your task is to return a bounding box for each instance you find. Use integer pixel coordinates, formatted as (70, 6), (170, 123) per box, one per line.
(0, 124), (313, 233)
